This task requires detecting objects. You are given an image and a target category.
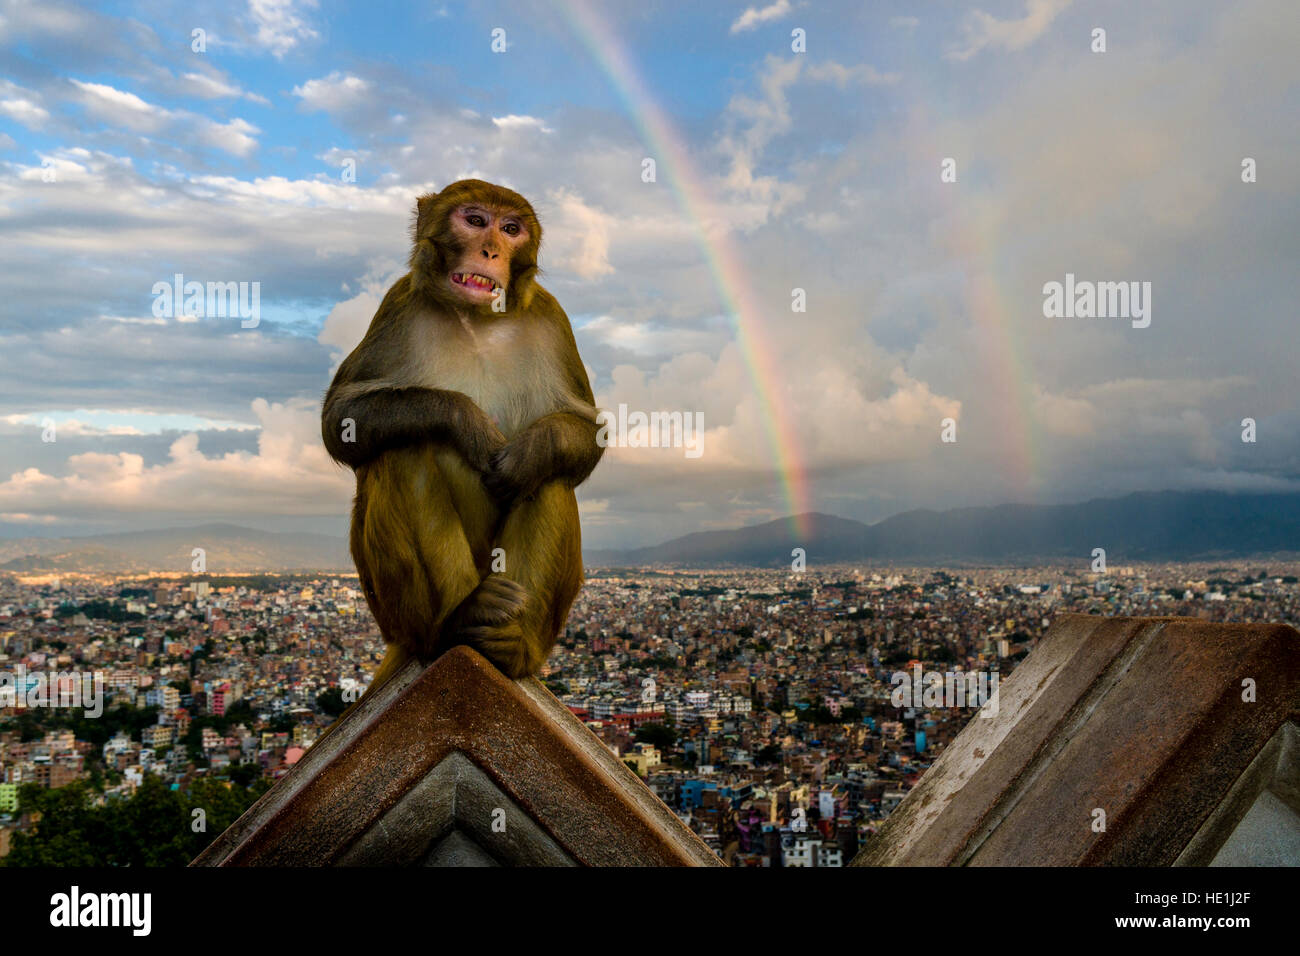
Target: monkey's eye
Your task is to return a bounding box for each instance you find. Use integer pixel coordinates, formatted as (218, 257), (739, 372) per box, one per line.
(502, 222), (520, 237)
(466, 214), (486, 227)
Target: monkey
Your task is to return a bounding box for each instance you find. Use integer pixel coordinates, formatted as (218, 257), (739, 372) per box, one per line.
(321, 179), (604, 704)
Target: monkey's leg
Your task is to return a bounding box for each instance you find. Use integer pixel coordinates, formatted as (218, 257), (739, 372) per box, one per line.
(451, 481), (583, 678)
(321, 462), (483, 743)
(353, 445), (497, 679)
(319, 445), (497, 745)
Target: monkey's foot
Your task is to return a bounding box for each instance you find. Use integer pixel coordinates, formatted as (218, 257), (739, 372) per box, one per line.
(459, 623), (542, 679)
(445, 576), (539, 678)
(447, 574), (527, 628)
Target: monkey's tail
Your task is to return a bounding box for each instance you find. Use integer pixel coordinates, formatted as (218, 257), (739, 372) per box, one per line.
(365, 642), (412, 697)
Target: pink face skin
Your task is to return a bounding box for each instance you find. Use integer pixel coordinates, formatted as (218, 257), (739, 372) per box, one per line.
(446, 204), (531, 305)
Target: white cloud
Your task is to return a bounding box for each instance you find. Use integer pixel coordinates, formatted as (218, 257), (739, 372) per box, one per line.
(718, 55), (803, 207)
(948, 0), (1073, 61)
(196, 117), (260, 158)
(589, 350), (959, 479)
(0, 399), (351, 519)
(0, 80), (50, 128)
(317, 267), (404, 371)
(70, 78), (165, 131)
(1, 414), (142, 437)
(545, 189), (614, 279)
(247, 0), (318, 57)
(66, 79), (261, 156)
(579, 316), (723, 359)
(717, 54), (895, 214)
(804, 62), (901, 87)
(13, 147), (129, 184)
(0, 96), (48, 127)
(491, 114), (553, 134)
(177, 70), (268, 104)
(179, 72), (242, 99)
(292, 71), (372, 111)
(730, 0), (793, 34)
(0, 0), (95, 40)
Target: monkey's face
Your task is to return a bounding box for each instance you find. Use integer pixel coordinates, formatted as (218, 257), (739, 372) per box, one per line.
(410, 182), (543, 313)
(443, 204), (530, 307)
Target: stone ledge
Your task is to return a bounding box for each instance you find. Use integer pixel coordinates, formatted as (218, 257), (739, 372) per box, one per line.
(193, 646), (720, 866)
(851, 614), (1300, 866)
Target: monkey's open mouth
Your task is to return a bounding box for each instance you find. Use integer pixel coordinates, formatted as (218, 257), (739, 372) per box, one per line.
(451, 272), (502, 294)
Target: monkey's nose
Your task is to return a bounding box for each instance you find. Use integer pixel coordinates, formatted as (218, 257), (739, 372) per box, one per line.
(480, 249), (499, 259)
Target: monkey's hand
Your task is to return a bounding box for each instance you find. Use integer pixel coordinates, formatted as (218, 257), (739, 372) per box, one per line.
(445, 576), (541, 678)
(483, 434), (547, 506)
(483, 411), (602, 507)
(322, 385), (505, 472)
(456, 402), (509, 476)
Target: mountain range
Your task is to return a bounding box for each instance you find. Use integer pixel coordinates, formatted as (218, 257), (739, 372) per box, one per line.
(0, 523), (351, 573)
(0, 491), (1295, 573)
(584, 490), (1300, 567)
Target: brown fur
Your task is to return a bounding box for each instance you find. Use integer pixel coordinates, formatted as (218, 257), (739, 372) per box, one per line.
(321, 180), (602, 714)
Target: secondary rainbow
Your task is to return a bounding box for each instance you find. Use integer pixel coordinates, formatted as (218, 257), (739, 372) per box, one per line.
(898, 102), (1037, 495)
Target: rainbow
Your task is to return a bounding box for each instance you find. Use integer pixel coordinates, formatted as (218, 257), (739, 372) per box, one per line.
(897, 104), (1037, 497)
(964, 267), (1036, 497)
(561, 0), (813, 536)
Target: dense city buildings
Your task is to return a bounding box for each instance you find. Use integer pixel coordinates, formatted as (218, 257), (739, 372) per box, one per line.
(1, 561), (1296, 865)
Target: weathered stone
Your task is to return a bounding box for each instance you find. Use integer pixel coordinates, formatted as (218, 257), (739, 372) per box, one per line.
(193, 646), (720, 867)
(851, 614), (1300, 866)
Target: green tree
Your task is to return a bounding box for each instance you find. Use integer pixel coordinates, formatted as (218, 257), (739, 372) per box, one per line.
(635, 722), (677, 751)
(226, 763), (263, 787)
(315, 686), (347, 717)
(4, 775), (270, 867)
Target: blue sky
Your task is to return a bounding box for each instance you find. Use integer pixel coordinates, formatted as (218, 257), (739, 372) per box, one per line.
(0, 0), (1297, 549)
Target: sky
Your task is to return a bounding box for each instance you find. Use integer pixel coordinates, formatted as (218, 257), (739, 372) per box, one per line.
(0, 0), (1296, 550)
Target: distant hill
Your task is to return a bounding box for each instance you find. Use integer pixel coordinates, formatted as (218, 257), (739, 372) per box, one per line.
(584, 491), (1300, 567)
(3, 491), (1296, 573)
(0, 523), (352, 573)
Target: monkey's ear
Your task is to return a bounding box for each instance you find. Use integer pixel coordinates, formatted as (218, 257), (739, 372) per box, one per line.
(413, 193), (437, 240)
(513, 265), (539, 312)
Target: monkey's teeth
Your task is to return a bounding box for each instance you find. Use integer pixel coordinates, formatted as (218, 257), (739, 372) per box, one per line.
(454, 272), (498, 292)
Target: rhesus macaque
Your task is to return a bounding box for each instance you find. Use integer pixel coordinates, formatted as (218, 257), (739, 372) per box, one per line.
(322, 179), (603, 696)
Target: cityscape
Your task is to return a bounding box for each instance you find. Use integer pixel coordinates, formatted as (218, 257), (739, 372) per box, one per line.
(2, 559), (1295, 866)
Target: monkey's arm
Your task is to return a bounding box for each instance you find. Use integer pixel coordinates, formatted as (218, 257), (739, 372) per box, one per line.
(322, 383), (506, 472)
(485, 408), (604, 503)
(485, 308), (604, 503)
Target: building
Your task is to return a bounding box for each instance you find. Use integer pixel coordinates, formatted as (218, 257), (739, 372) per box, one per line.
(145, 685), (180, 711)
(210, 681), (235, 716)
(141, 725), (174, 749)
(622, 743), (661, 777)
